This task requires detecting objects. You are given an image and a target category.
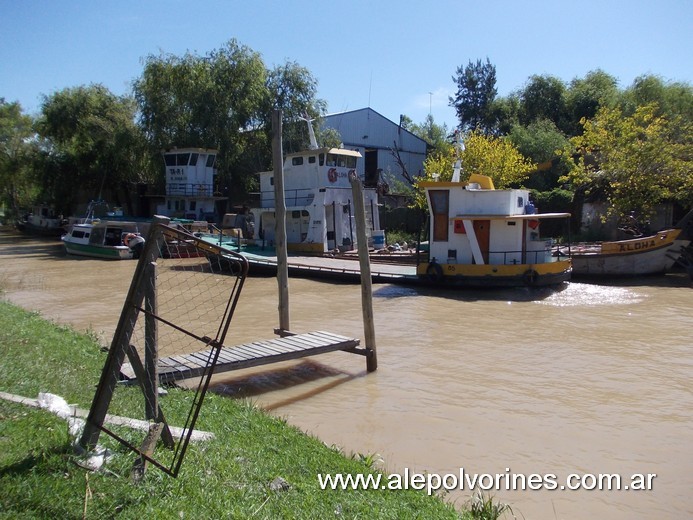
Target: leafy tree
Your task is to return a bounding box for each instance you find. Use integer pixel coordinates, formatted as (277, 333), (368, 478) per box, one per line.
(412, 130), (534, 209)
(508, 119), (572, 191)
(450, 58), (497, 133)
(620, 74), (693, 121)
(134, 39), (325, 202)
(566, 69), (620, 135)
(0, 99), (38, 215)
(565, 103), (693, 222)
(34, 85), (143, 214)
(518, 75), (570, 133)
(406, 114), (450, 156)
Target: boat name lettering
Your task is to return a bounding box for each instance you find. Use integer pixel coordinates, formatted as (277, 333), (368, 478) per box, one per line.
(327, 168), (356, 183)
(618, 239), (657, 252)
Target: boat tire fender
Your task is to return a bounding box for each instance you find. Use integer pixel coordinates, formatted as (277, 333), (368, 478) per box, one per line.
(523, 269), (539, 286)
(426, 262), (444, 283)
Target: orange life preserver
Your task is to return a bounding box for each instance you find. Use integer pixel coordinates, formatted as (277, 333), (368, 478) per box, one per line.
(123, 233), (136, 247)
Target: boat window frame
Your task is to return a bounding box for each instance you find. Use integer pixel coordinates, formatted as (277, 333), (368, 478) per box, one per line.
(429, 189), (450, 242)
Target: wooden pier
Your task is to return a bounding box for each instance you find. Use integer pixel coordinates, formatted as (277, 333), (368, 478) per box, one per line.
(121, 330), (363, 384)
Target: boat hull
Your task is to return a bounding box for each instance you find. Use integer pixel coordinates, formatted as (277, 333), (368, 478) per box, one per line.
(570, 229), (687, 276)
(62, 240), (134, 260)
(416, 260), (572, 288)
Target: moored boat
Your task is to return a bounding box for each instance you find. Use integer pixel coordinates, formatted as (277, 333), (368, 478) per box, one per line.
(247, 120), (382, 254)
(62, 220), (145, 260)
(16, 205), (67, 237)
(416, 173), (572, 287)
(566, 208), (693, 277)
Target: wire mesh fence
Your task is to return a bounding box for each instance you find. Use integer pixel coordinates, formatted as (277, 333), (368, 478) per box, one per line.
(80, 222), (248, 477)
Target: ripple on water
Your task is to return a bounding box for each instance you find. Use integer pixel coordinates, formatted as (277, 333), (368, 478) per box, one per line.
(535, 281), (644, 307)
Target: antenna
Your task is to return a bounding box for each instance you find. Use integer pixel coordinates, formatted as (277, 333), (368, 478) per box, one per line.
(368, 71), (372, 108)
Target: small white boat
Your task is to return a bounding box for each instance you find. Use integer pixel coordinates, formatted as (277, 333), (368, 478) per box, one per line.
(62, 220), (145, 260)
(16, 205), (67, 237)
(417, 173), (572, 287)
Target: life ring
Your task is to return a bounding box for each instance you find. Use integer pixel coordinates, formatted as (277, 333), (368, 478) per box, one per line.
(123, 233), (136, 247)
(523, 269), (539, 286)
(426, 262), (444, 283)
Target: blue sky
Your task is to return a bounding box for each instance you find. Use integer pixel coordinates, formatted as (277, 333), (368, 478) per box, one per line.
(1, 0), (691, 130)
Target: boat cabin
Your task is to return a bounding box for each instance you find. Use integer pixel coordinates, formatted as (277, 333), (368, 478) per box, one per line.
(250, 147), (382, 253)
(158, 148), (225, 221)
(418, 174), (571, 286)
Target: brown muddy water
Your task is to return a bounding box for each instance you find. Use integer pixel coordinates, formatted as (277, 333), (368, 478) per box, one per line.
(1, 231), (691, 519)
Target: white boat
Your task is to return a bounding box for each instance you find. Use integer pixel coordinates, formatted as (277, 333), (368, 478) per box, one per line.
(62, 220), (145, 260)
(417, 173), (572, 287)
(247, 121), (383, 254)
(16, 205), (67, 237)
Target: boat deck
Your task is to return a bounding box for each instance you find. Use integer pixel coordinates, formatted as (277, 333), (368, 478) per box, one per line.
(121, 330), (362, 383)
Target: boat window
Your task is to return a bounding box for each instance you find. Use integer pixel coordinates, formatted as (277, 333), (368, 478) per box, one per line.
(190, 201), (197, 211)
(292, 210), (301, 218)
(308, 156), (316, 164)
(319, 153), (324, 166)
(164, 154), (176, 166)
(429, 190), (450, 242)
(270, 176), (274, 186)
(347, 156), (356, 168)
(337, 156), (346, 167)
(292, 157), (304, 166)
(177, 153), (191, 166)
(206, 154), (216, 168)
(72, 230), (86, 239)
(326, 154), (337, 166)
(517, 196), (524, 208)
(190, 153), (199, 166)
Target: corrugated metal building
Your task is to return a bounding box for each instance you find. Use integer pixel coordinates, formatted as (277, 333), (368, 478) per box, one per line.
(321, 108), (427, 191)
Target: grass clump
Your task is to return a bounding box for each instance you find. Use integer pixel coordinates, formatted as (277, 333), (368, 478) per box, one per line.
(0, 300), (480, 519)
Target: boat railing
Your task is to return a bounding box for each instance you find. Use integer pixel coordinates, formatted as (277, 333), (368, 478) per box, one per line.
(489, 245), (561, 265)
(261, 188), (315, 208)
(166, 183), (215, 197)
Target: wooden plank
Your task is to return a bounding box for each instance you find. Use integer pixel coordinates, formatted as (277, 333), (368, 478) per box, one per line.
(155, 331), (360, 383)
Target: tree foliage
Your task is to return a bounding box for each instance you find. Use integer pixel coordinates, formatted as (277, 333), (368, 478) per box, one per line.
(565, 103), (693, 220)
(133, 39), (325, 201)
(450, 58), (497, 133)
(412, 130), (534, 209)
(34, 85), (143, 214)
(0, 99), (38, 214)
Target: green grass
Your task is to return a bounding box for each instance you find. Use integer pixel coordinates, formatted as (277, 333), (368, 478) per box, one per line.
(0, 300), (486, 519)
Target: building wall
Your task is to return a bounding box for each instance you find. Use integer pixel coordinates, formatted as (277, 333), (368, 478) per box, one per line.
(321, 108), (427, 190)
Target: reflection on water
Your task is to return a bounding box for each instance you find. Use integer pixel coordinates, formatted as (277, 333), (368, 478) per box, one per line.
(1, 233), (692, 520)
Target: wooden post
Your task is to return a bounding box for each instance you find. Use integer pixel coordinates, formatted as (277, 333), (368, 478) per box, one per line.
(349, 174), (378, 372)
(143, 261), (158, 421)
(79, 216), (170, 450)
(272, 109), (290, 333)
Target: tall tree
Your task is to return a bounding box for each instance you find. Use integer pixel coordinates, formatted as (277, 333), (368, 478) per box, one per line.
(450, 58), (497, 133)
(133, 39), (325, 202)
(406, 114), (450, 156)
(0, 99), (37, 215)
(413, 130), (534, 210)
(519, 75), (569, 133)
(566, 69), (620, 135)
(565, 103), (693, 222)
(34, 85), (143, 214)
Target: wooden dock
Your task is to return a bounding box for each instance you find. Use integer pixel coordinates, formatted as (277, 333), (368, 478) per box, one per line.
(121, 331), (363, 384)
